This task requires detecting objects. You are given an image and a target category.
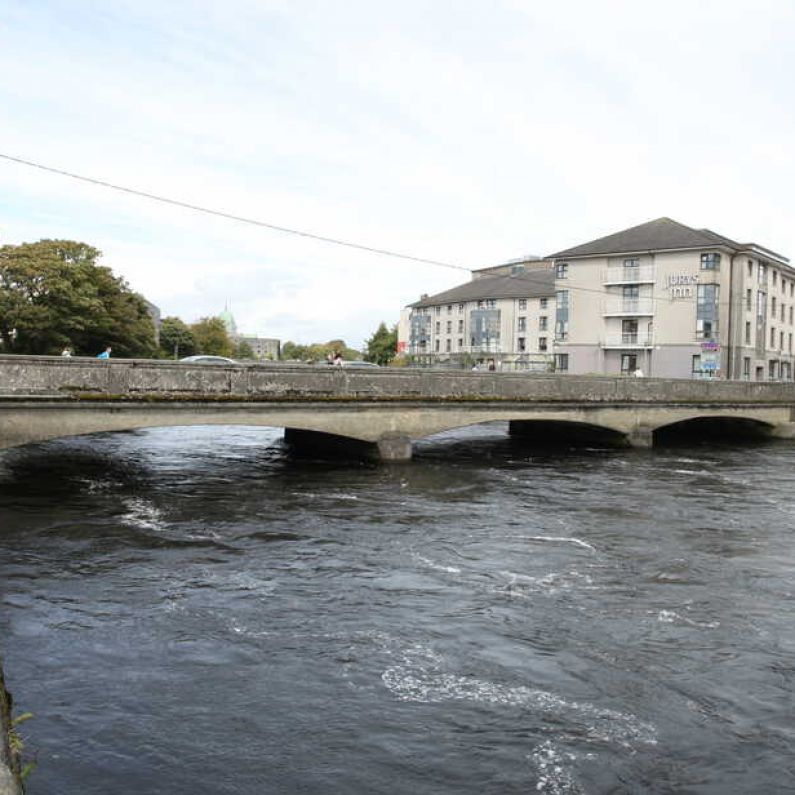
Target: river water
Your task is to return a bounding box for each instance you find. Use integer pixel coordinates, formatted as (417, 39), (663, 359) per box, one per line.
(1, 424), (794, 794)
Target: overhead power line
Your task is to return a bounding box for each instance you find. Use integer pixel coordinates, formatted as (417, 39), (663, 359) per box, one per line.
(0, 152), (470, 273)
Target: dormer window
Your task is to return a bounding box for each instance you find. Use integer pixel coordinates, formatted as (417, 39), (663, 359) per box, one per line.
(555, 262), (569, 279)
(701, 253), (721, 270)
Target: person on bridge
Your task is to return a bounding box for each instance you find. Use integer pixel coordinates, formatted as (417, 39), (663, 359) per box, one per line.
(97, 346), (112, 359)
(61, 347), (72, 357)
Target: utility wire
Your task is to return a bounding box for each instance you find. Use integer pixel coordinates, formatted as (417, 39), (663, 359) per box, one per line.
(0, 152), (776, 313)
(0, 152), (470, 273)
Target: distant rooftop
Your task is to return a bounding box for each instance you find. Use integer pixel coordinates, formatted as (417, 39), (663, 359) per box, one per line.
(548, 217), (789, 263)
(409, 269), (554, 308)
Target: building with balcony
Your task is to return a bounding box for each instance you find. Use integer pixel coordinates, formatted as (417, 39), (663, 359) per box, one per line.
(400, 261), (557, 369)
(549, 217), (794, 380)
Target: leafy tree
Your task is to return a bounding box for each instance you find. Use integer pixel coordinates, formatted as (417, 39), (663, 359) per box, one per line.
(235, 339), (255, 360)
(365, 322), (397, 365)
(159, 316), (197, 359)
(281, 341), (307, 361)
(0, 239), (157, 357)
(191, 317), (234, 356)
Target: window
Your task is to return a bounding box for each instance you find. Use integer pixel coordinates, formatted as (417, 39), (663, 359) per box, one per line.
(771, 327), (776, 347)
(446, 321), (452, 334)
(554, 353), (568, 372)
(518, 299), (527, 310)
(701, 252), (721, 270)
(477, 300), (484, 309)
(743, 357), (751, 380)
(539, 298), (548, 309)
(770, 360), (778, 380)
(486, 299), (496, 309)
(692, 355), (701, 375)
(745, 321), (751, 344)
(781, 331), (785, 350)
(555, 290), (569, 341)
(539, 316), (548, 331)
(758, 263), (767, 284)
(790, 306), (793, 325)
(458, 319), (464, 333)
(697, 284), (719, 338)
(435, 306), (441, 315)
(746, 289), (752, 311)
(623, 258), (639, 268)
(773, 270), (778, 286)
(517, 316), (526, 332)
(748, 260), (754, 277)
(435, 339), (440, 351)
(621, 354), (638, 375)
(517, 337), (526, 352)
(622, 284), (639, 299)
(772, 297), (777, 316)
(458, 303), (465, 312)
(447, 305), (452, 314)
(555, 262), (569, 279)
(445, 339), (451, 352)
(782, 304), (786, 322)
(539, 337), (547, 351)
(622, 318), (639, 344)
(435, 321), (440, 334)
(458, 338), (463, 348)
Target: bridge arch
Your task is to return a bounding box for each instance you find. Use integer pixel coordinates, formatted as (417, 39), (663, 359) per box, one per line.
(651, 415), (777, 445)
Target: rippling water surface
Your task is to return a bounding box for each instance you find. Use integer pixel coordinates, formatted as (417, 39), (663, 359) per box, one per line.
(1, 425), (794, 794)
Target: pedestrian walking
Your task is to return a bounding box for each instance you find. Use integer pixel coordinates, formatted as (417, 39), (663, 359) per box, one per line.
(97, 346), (112, 359)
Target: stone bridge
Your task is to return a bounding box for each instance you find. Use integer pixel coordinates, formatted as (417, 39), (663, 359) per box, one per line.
(1, 355), (794, 461)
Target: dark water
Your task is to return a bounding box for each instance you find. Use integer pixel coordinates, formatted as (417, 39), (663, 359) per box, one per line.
(1, 425), (794, 794)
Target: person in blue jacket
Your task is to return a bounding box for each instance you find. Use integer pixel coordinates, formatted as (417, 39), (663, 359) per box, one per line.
(96, 346), (112, 359)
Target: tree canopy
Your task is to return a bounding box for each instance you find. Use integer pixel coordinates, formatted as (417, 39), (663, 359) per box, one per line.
(281, 339), (361, 362)
(191, 317), (234, 357)
(0, 239), (157, 357)
(159, 316), (197, 359)
(364, 322), (397, 365)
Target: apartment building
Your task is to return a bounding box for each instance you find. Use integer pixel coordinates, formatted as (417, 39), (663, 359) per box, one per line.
(400, 218), (793, 379)
(401, 263), (556, 369)
(549, 217), (794, 380)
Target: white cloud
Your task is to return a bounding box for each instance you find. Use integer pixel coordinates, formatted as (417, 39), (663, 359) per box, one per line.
(2, 0), (795, 346)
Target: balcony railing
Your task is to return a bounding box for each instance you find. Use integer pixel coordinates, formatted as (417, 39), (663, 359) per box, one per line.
(603, 334), (654, 349)
(602, 265), (655, 285)
(602, 298), (655, 316)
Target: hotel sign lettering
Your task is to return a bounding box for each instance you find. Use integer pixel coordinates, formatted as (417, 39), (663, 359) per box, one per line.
(666, 273), (699, 300)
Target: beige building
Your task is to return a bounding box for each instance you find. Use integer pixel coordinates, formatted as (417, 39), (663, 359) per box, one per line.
(549, 218), (794, 380)
(401, 260), (557, 369)
(401, 218), (793, 379)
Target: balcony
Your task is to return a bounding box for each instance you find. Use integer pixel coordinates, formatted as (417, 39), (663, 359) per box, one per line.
(602, 298), (655, 316)
(602, 265), (655, 285)
(603, 334), (654, 349)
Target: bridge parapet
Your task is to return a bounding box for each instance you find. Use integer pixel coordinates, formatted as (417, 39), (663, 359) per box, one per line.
(1, 355), (794, 405)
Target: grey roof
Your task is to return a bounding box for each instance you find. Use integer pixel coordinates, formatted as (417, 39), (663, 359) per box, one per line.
(409, 269), (554, 308)
(548, 217), (788, 262)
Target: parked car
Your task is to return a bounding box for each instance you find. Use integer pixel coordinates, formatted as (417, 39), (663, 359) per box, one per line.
(179, 355), (238, 365)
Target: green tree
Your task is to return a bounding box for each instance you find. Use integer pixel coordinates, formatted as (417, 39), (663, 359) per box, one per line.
(159, 316), (197, 359)
(235, 339), (255, 360)
(0, 239), (156, 357)
(191, 317), (234, 356)
(365, 322), (397, 365)
(281, 341), (307, 361)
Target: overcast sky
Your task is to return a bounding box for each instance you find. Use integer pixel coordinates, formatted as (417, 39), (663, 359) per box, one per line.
(2, 0), (795, 347)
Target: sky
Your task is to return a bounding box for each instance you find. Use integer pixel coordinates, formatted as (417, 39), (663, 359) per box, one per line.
(2, 0), (795, 348)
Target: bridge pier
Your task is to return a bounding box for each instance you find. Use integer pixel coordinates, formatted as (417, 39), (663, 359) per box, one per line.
(376, 433), (413, 462)
(626, 426), (654, 448)
(283, 428), (412, 462)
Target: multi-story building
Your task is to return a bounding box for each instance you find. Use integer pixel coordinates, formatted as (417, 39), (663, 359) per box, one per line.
(402, 261), (556, 369)
(401, 218), (793, 379)
(217, 305), (280, 361)
(548, 217), (794, 380)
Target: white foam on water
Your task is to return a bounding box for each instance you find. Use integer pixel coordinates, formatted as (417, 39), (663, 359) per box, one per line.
(414, 554), (462, 574)
(121, 497), (168, 531)
(381, 644), (657, 750)
(672, 469), (703, 476)
(529, 741), (583, 794)
(656, 609), (720, 629)
(521, 536), (596, 552)
(500, 570), (595, 597)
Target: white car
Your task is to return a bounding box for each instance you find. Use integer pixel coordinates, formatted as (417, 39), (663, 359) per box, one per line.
(179, 355), (238, 365)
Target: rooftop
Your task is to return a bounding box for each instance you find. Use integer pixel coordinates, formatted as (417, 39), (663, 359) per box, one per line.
(548, 217), (789, 263)
(409, 269), (555, 308)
